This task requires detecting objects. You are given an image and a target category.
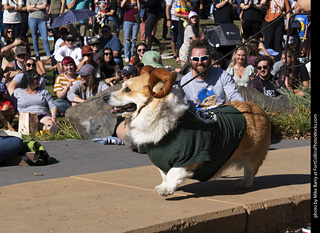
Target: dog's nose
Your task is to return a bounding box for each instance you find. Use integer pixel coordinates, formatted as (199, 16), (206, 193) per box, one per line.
(103, 94), (110, 103)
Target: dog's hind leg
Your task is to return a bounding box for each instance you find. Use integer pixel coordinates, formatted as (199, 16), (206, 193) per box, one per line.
(236, 160), (256, 189)
(235, 146), (269, 189)
(155, 167), (194, 196)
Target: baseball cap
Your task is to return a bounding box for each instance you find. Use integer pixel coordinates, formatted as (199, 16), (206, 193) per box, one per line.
(76, 64), (95, 76)
(88, 37), (100, 45)
(142, 51), (163, 68)
(263, 49), (279, 56)
(120, 65), (138, 76)
(66, 34), (75, 41)
(15, 46), (27, 56)
(188, 11), (198, 19)
(0, 82), (8, 92)
(59, 26), (68, 31)
(81, 45), (93, 54)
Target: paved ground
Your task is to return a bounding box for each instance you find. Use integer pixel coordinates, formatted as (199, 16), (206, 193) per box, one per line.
(0, 139), (309, 186)
(0, 139), (311, 233)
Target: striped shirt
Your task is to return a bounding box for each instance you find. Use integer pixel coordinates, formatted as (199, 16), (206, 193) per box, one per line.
(54, 74), (81, 98)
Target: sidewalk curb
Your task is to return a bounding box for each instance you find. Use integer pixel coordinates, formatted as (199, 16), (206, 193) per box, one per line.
(128, 193), (310, 233)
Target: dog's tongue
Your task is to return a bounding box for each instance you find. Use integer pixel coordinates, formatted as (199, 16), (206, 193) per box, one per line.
(111, 107), (122, 114)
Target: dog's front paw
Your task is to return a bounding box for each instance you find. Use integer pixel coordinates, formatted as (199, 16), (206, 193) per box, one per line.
(155, 183), (176, 196)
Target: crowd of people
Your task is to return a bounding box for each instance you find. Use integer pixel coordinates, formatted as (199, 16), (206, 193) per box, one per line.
(0, 0), (311, 164)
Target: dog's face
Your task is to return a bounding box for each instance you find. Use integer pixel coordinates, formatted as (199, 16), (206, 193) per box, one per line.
(104, 66), (177, 118)
(105, 74), (150, 118)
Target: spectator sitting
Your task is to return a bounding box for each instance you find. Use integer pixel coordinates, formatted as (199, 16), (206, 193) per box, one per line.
(88, 37), (101, 63)
(129, 42), (147, 74)
(246, 40), (269, 69)
(249, 55), (280, 97)
(0, 111), (24, 166)
(211, 51), (228, 70)
(51, 26), (69, 66)
(1, 26), (15, 47)
(7, 58), (46, 115)
(226, 46), (255, 87)
(77, 45), (100, 77)
(67, 64), (109, 106)
(13, 70), (58, 132)
(118, 64), (139, 83)
(0, 82), (14, 122)
(53, 56), (81, 114)
(100, 47), (121, 85)
(99, 25), (123, 68)
(141, 51), (164, 68)
(277, 48), (310, 97)
(1, 36), (31, 70)
(3, 46), (27, 85)
(97, 64), (139, 146)
(54, 34), (82, 74)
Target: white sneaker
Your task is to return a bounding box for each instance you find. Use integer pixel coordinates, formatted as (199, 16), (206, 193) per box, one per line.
(124, 58), (130, 63)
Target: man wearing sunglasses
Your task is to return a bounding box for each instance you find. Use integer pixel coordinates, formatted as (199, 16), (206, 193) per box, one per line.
(180, 39), (243, 113)
(249, 55), (279, 97)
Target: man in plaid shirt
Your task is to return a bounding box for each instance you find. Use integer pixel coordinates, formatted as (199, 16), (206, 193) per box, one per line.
(249, 55), (280, 97)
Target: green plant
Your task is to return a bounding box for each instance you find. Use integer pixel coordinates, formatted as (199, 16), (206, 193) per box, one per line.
(267, 85), (311, 139)
(22, 119), (82, 141)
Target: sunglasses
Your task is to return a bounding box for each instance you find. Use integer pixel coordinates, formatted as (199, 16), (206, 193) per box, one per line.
(257, 65), (269, 70)
(190, 55), (210, 62)
(137, 49), (146, 52)
(26, 63), (36, 68)
(101, 30), (110, 33)
(104, 52), (112, 56)
(7, 31), (13, 33)
(66, 39), (75, 42)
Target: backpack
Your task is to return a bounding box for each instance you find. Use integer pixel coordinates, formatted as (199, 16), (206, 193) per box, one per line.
(20, 139), (51, 166)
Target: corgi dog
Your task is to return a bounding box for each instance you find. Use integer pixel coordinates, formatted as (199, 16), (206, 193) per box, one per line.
(104, 66), (271, 196)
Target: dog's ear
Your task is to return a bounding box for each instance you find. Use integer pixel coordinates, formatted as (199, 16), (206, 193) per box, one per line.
(148, 68), (176, 98)
(140, 65), (155, 76)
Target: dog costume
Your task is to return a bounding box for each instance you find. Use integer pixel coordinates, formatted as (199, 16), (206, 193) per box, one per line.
(146, 105), (246, 182)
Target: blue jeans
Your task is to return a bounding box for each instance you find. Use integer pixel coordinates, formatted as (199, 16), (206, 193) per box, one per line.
(0, 136), (23, 162)
(123, 21), (139, 60)
(28, 17), (51, 56)
(54, 99), (72, 113)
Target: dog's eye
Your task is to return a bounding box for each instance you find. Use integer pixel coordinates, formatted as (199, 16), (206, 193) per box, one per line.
(124, 87), (131, 93)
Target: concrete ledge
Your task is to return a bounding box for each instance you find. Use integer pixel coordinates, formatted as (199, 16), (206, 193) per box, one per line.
(245, 193), (310, 233)
(0, 146), (310, 233)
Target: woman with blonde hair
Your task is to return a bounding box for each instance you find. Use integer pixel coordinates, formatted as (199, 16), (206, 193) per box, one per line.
(227, 46), (255, 87)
